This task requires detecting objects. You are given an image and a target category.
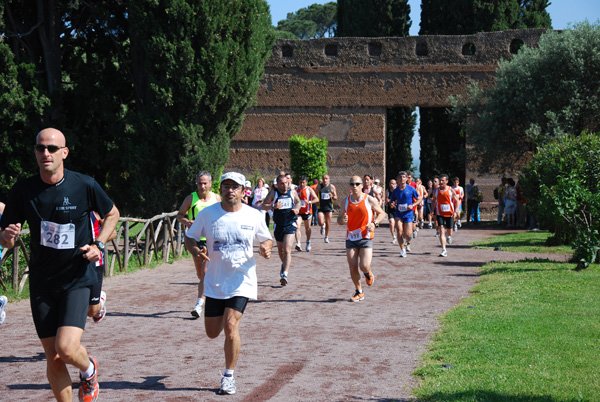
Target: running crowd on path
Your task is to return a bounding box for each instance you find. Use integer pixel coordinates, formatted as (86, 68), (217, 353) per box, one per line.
(0, 127), (477, 399)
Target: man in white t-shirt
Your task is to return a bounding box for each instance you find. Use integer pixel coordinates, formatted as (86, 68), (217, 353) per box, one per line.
(184, 172), (273, 396)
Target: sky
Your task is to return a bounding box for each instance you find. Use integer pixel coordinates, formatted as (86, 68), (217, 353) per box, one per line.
(266, 0), (600, 174)
(267, 0), (600, 34)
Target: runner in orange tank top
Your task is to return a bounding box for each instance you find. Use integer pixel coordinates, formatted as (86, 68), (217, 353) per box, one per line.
(432, 174), (460, 257)
(294, 176), (319, 252)
(337, 176), (385, 302)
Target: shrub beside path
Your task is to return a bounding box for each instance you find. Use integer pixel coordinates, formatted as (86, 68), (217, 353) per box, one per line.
(1, 223), (567, 401)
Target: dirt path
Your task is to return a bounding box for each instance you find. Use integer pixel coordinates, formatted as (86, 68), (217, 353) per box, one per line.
(1, 223), (567, 401)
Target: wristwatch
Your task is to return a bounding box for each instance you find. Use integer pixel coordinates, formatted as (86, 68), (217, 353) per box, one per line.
(93, 241), (105, 251)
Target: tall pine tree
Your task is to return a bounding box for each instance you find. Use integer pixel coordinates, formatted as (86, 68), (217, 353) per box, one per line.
(337, 0), (415, 183)
(419, 0), (551, 183)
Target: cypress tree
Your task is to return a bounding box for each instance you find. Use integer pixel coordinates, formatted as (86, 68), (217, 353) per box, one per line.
(418, 0), (551, 183)
(337, 0), (415, 183)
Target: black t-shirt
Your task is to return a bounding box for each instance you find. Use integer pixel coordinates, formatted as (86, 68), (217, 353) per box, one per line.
(1, 169), (114, 293)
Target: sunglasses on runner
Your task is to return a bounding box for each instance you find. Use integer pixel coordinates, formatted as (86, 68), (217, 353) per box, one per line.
(34, 144), (66, 153)
(349, 182), (362, 187)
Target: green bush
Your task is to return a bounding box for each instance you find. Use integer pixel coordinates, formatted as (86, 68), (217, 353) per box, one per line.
(520, 132), (600, 268)
(288, 134), (328, 183)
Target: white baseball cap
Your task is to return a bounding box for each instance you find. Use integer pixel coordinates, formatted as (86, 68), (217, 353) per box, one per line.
(220, 172), (246, 186)
(245, 180), (251, 187)
(374, 179), (380, 183)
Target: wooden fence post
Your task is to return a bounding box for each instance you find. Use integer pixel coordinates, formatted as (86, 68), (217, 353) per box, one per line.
(12, 246), (19, 292)
(123, 221), (130, 272)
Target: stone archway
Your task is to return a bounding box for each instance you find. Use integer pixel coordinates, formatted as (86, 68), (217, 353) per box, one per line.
(226, 29), (547, 188)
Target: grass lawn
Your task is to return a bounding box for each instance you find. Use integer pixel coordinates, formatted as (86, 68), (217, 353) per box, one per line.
(413, 258), (600, 401)
(471, 230), (572, 255)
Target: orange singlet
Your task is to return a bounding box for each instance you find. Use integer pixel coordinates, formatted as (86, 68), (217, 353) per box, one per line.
(297, 186), (313, 215)
(435, 187), (455, 217)
(345, 195), (374, 240)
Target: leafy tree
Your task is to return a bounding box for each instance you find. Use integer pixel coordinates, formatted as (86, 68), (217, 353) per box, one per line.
(0, 43), (50, 197)
(289, 135), (328, 182)
(419, 0), (551, 182)
(0, 0), (273, 216)
(520, 132), (600, 269)
(276, 2), (337, 39)
(449, 22), (600, 171)
(337, 0), (415, 183)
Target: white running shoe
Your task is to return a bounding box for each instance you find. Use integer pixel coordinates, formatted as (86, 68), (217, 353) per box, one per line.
(295, 242), (302, 251)
(320, 226), (325, 236)
(454, 224), (458, 231)
(447, 236), (453, 245)
(412, 231), (417, 239)
(324, 236), (329, 243)
(440, 249), (448, 257)
(190, 299), (203, 319)
(436, 231), (440, 237)
(406, 244), (411, 252)
(391, 236), (398, 245)
(219, 375), (236, 395)
(306, 240), (311, 252)
(93, 291), (107, 323)
(280, 272), (288, 286)
(0, 295), (7, 325)
(400, 249), (407, 258)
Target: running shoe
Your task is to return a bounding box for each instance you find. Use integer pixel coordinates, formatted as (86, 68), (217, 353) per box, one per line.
(93, 291), (107, 323)
(280, 272), (288, 286)
(391, 236), (398, 245)
(406, 243), (411, 252)
(324, 236), (329, 243)
(219, 375), (236, 395)
(400, 248), (407, 258)
(365, 271), (374, 286)
(428, 222), (433, 229)
(79, 356), (99, 402)
(412, 230), (417, 239)
(320, 225), (325, 236)
(458, 221), (462, 228)
(190, 299), (203, 319)
(306, 240), (311, 252)
(447, 236), (453, 245)
(295, 242), (302, 251)
(436, 231), (440, 237)
(350, 289), (365, 302)
(453, 224), (458, 232)
(0, 296), (7, 325)
(440, 249), (448, 257)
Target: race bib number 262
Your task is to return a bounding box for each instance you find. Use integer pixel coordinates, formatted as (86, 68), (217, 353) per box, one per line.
(40, 220), (76, 249)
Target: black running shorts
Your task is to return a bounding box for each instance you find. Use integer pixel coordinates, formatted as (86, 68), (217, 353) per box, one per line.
(30, 286), (91, 339)
(205, 296), (249, 317)
(436, 215), (454, 228)
(273, 223), (297, 242)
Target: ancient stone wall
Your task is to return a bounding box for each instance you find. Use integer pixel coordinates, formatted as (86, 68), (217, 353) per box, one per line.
(226, 29), (547, 193)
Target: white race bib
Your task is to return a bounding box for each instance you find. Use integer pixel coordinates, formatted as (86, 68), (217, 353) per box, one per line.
(441, 204), (451, 212)
(40, 220), (75, 249)
(347, 228), (363, 241)
(397, 203), (408, 212)
(278, 197), (293, 209)
(321, 193), (331, 200)
(300, 200), (306, 207)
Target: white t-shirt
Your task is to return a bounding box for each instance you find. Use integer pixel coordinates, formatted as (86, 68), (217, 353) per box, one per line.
(185, 203), (272, 300)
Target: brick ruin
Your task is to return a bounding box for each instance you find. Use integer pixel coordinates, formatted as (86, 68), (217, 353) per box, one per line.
(226, 29), (547, 203)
